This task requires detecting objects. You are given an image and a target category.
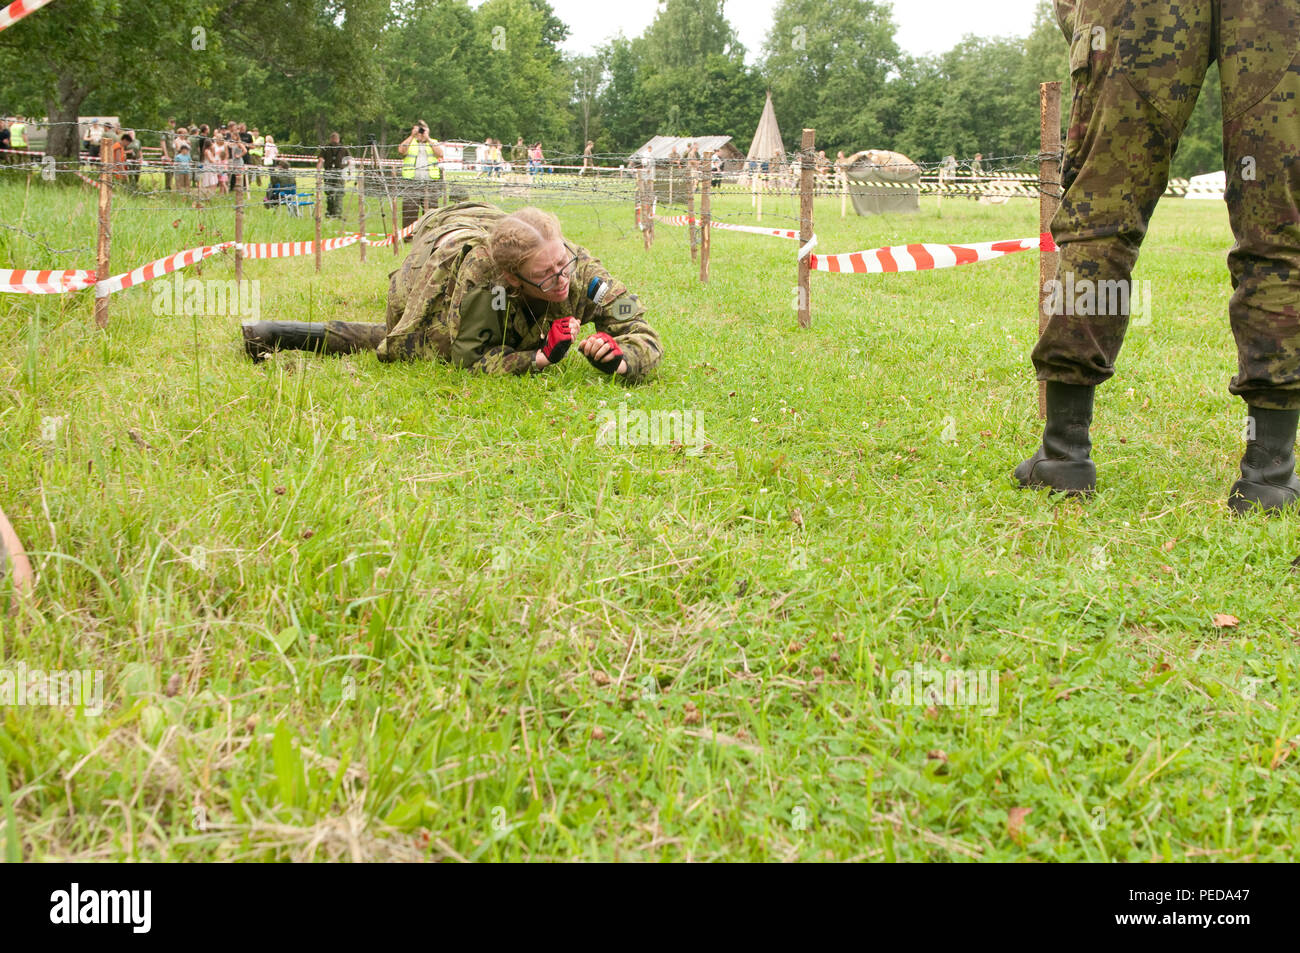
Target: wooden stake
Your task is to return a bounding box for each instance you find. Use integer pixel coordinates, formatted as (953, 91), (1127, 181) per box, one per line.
(797, 129), (815, 329)
(687, 164), (698, 264)
(94, 140), (112, 329)
(358, 160), (367, 263)
(314, 160), (324, 274)
(1038, 81), (1062, 420)
(235, 172), (245, 283)
(391, 194), (400, 257)
(646, 170), (654, 250)
(640, 170), (650, 252)
(700, 152), (712, 284)
(633, 169), (640, 233)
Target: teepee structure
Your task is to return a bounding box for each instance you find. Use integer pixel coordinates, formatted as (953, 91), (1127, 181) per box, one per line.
(746, 91), (786, 166)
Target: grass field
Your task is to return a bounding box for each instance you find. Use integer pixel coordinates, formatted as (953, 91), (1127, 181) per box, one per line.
(1, 168), (1297, 862)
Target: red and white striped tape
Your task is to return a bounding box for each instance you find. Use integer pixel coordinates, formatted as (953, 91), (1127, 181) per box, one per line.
(241, 234), (362, 259)
(654, 214), (800, 240)
(809, 233), (1053, 273)
(654, 212), (1054, 273)
(362, 220), (419, 246)
(3, 220), (423, 296)
(93, 242), (235, 297)
(0, 268), (95, 294)
(0, 0), (56, 32)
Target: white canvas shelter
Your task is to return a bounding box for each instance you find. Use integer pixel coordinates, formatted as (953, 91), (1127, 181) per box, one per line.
(746, 91), (785, 165)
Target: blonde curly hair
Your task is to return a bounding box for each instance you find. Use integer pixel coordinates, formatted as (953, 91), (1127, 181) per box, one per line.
(487, 207), (563, 278)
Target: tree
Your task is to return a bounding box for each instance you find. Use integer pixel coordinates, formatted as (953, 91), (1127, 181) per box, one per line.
(642, 0), (742, 72)
(568, 53), (606, 150)
(1170, 65), (1222, 178)
(598, 35), (653, 153)
(759, 0), (900, 154)
(627, 0), (758, 149)
(0, 0), (222, 160)
(380, 0), (487, 143)
(473, 0), (573, 149)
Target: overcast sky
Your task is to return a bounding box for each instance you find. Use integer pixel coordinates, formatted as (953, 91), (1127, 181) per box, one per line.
(535, 0), (1046, 60)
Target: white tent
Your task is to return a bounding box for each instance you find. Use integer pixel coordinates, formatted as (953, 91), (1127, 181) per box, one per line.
(746, 91), (785, 166)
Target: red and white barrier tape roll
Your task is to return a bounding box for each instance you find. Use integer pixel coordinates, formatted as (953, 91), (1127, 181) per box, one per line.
(0, 0), (56, 32)
(809, 233), (1053, 273)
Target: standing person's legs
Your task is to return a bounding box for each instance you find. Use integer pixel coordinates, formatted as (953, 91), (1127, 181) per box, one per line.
(401, 179), (421, 234)
(1018, 0), (1214, 494)
(1220, 0), (1300, 511)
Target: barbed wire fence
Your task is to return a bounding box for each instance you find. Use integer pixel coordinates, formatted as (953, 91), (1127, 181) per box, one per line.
(0, 90), (1203, 353)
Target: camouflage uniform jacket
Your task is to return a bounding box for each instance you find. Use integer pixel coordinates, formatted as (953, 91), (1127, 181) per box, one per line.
(377, 203), (662, 381)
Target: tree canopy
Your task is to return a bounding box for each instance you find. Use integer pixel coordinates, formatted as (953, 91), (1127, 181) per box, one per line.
(0, 0), (1224, 174)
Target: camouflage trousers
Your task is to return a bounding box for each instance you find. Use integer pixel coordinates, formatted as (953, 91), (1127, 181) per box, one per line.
(1035, 0), (1300, 410)
(399, 177), (445, 232)
(316, 322), (388, 352)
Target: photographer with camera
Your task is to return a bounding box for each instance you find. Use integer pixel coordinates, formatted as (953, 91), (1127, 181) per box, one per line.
(397, 120), (444, 235)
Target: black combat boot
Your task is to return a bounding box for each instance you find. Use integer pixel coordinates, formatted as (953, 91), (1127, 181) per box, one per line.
(242, 321), (386, 360)
(1014, 381), (1097, 496)
(1228, 407), (1300, 515)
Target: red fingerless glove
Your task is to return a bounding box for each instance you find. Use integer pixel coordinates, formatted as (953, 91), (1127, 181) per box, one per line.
(541, 318), (574, 364)
(584, 332), (624, 374)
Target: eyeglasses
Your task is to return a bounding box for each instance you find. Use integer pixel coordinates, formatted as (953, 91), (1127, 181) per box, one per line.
(518, 254), (578, 293)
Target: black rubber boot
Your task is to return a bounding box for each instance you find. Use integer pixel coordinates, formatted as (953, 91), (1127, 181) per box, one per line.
(1228, 407), (1300, 515)
(242, 321), (386, 360)
(1014, 381), (1097, 496)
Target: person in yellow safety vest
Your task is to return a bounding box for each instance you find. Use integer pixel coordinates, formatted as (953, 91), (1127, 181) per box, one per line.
(248, 127), (264, 186)
(10, 118), (27, 149)
(397, 120), (444, 235)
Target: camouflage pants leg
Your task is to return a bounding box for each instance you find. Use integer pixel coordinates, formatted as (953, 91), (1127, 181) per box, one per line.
(323, 321), (388, 352)
(1034, 0), (1215, 386)
(1221, 1), (1300, 410)
(402, 181), (434, 233)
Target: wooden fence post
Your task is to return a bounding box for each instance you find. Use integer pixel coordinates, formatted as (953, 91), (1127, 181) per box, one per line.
(391, 193), (400, 257)
(358, 160), (367, 263)
(235, 172), (245, 283)
(1038, 81), (1062, 420)
(687, 164), (698, 264)
(639, 169), (650, 252)
(633, 168), (641, 234)
(314, 160), (324, 274)
(94, 140), (112, 329)
(700, 151), (712, 284)
(797, 129), (815, 329)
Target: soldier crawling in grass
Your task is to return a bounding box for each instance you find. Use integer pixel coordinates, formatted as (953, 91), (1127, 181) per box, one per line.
(241, 202), (663, 381)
